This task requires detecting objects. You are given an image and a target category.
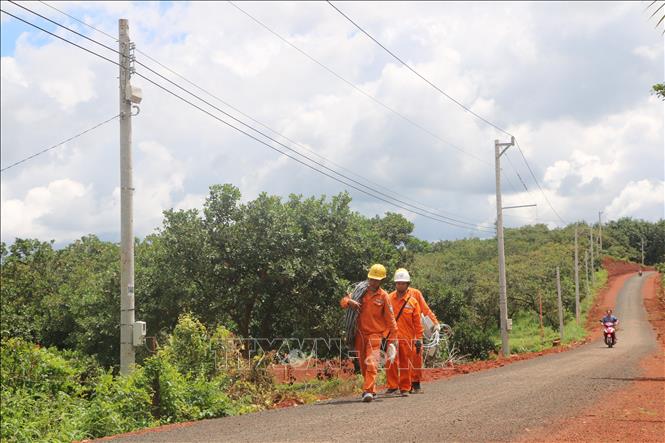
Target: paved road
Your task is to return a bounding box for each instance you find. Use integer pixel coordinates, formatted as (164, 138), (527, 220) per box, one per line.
(112, 273), (658, 442)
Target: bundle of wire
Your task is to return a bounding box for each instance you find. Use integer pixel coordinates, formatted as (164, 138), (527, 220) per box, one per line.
(343, 280), (369, 348)
(422, 315), (452, 357)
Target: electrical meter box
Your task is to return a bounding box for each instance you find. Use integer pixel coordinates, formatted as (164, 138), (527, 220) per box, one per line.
(133, 321), (146, 346)
(126, 84), (143, 104)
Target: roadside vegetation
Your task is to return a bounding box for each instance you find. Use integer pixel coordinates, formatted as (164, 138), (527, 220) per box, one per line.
(2, 184), (663, 441)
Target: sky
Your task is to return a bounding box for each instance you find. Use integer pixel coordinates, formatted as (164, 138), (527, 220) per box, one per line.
(1, 1), (663, 245)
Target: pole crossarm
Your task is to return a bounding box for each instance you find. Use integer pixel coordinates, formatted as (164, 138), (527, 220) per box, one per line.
(502, 204), (537, 210)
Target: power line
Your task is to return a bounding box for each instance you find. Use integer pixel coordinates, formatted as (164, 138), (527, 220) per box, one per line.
(24, 0), (563, 229)
(9, 1), (121, 58)
(514, 139), (566, 225)
(37, 0), (117, 42)
(326, 0), (512, 137)
(0, 9), (120, 66)
(2, 10), (494, 233)
(134, 71), (495, 233)
(327, 1), (568, 226)
(504, 152), (530, 194)
(1, 114), (120, 172)
(227, 1), (490, 167)
(18, 0), (489, 227)
(132, 56), (491, 230)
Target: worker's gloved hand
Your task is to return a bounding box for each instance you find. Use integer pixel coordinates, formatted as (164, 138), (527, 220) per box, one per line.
(415, 340), (422, 353)
(348, 299), (361, 310)
(387, 343), (397, 363)
(433, 323), (441, 333)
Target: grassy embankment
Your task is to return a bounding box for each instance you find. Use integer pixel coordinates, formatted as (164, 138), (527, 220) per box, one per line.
(505, 269), (608, 353)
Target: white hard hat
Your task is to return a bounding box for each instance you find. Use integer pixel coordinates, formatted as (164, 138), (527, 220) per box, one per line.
(394, 268), (411, 282)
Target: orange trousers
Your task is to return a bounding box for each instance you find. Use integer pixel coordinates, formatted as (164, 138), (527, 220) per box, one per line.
(410, 343), (423, 382)
(386, 339), (414, 391)
(354, 333), (383, 394)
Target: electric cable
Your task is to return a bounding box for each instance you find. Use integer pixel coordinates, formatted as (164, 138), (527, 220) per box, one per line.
(34, 0), (486, 225)
(514, 139), (567, 225)
(342, 281), (368, 348)
(9, 1), (123, 58)
(0, 9), (119, 66)
(326, 0), (512, 137)
(37, 0), (117, 42)
(134, 69), (496, 233)
(227, 1), (490, 167)
(2, 7), (496, 232)
(327, 1), (568, 225)
(1, 114), (120, 172)
(10, 1), (494, 229)
(130, 62), (492, 230)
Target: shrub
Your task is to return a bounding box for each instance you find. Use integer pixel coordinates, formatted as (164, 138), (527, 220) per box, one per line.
(452, 322), (497, 360)
(80, 370), (155, 438)
(162, 313), (211, 378)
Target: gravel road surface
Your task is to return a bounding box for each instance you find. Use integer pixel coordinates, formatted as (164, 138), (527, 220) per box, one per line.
(110, 273), (657, 442)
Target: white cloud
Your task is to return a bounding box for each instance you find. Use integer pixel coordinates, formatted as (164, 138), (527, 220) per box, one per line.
(633, 45), (661, 61)
(0, 1), (663, 244)
(0, 57), (28, 88)
(604, 180), (665, 219)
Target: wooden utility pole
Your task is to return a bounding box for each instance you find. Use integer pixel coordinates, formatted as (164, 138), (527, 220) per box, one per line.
(495, 137), (515, 357)
(556, 266), (564, 343)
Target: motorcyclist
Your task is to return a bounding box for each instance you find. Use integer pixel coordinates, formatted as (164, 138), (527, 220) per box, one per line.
(600, 309), (619, 343)
(600, 309), (618, 325)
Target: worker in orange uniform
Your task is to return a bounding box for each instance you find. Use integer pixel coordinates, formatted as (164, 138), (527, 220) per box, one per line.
(385, 268), (424, 396)
(397, 268), (440, 394)
(340, 264), (398, 402)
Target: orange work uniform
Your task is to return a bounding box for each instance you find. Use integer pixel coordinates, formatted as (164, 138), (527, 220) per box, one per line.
(408, 288), (438, 383)
(386, 290), (424, 392)
(341, 287), (397, 394)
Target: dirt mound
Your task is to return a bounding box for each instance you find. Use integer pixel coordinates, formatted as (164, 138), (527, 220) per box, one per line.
(602, 255), (652, 275)
(271, 359), (355, 384)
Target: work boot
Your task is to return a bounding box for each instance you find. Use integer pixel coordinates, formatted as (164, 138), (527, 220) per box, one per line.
(384, 388), (398, 395)
(410, 382), (422, 394)
(361, 392), (374, 403)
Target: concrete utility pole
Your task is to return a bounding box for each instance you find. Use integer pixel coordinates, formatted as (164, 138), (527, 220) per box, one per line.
(584, 250), (590, 296)
(589, 227), (595, 285)
(598, 211), (603, 254)
(556, 266), (564, 343)
(495, 137), (514, 357)
(574, 225), (580, 324)
(119, 19), (145, 375)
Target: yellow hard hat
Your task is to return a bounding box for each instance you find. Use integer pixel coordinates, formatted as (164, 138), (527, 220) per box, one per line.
(367, 264), (387, 280)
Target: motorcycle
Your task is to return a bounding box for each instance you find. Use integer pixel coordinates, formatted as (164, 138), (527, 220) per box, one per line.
(601, 321), (617, 348)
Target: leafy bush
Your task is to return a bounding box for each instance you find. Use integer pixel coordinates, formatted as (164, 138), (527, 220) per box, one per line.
(1, 338), (83, 396)
(452, 322), (497, 360)
(80, 370), (155, 438)
(162, 313), (211, 378)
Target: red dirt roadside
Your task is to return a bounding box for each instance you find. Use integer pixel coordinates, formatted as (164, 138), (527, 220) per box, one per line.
(272, 258), (654, 389)
(420, 258), (648, 383)
(518, 270), (665, 442)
